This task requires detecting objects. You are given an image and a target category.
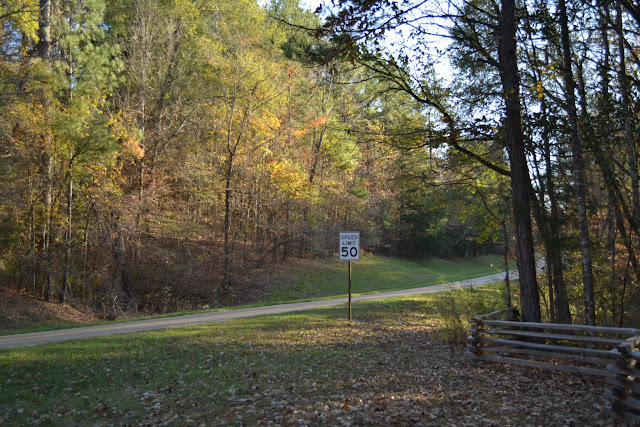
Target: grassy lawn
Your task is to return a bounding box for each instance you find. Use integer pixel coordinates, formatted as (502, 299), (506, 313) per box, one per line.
(263, 254), (507, 303)
(0, 258), (614, 425)
(0, 282), (610, 426)
(0, 284), (513, 426)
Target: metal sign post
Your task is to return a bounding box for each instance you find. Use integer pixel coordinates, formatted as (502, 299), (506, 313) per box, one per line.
(339, 231), (360, 320)
(348, 260), (352, 320)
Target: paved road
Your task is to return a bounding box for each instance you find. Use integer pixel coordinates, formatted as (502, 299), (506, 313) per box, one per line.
(0, 271), (515, 349)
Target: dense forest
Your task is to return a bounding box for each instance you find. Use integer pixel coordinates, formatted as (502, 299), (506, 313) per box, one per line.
(0, 0), (638, 327)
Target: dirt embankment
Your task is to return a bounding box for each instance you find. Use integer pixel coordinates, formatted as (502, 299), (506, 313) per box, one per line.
(0, 287), (99, 331)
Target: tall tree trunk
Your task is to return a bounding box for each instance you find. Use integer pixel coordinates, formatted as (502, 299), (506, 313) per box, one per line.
(309, 68), (332, 184)
(61, 175), (72, 303)
(594, 151), (640, 281)
(111, 216), (126, 318)
(29, 173), (37, 296)
(223, 156), (234, 291)
(44, 154), (54, 302)
(606, 184), (618, 324)
(39, 0), (54, 302)
(558, 0), (596, 325)
(499, 0), (541, 322)
(616, 1), (640, 236)
(81, 208), (91, 303)
(541, 92), (571, 324)
(38, 0), (51, 60)
(595, 4), (618, 327)
(502, 220), (512, 308)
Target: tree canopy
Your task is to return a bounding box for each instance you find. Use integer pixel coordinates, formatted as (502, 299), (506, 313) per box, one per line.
(1, 0), (639, 327)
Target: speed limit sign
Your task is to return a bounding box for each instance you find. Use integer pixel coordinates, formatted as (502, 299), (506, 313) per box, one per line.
(339, 231), (360, 261)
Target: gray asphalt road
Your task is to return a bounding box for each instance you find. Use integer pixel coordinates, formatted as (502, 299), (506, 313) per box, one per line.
(0, 271), (515, 349)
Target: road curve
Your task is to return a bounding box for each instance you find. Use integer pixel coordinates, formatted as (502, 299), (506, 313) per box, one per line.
(0, 271), (515, 349)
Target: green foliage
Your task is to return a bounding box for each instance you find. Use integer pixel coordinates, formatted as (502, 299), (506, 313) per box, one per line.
(53, 0), (122, 98)
(0, 0), (39, 48)
(1, 0), (636, 331)
(398, 186), (448, 256)
(323, 125), (360, 170)
(431, 284), (511, 342)
(0, 0), (505, 313)
(266, 0), (322, 61)
(348, 180), (369, 199)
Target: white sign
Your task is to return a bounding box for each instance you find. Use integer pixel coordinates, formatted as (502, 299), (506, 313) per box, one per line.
(339, 231), (360, 261)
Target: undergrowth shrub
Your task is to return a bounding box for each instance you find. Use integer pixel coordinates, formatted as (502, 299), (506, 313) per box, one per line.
(431, 282), (513, 342)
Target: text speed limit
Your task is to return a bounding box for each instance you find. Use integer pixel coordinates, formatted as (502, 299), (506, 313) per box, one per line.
(339, 231), (360, 261)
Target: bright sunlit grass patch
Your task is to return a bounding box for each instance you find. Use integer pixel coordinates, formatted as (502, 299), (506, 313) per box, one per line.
(264, 253), (507, 303)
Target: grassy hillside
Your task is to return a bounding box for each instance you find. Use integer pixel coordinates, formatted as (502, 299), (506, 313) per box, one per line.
(262, 254), (507, 304)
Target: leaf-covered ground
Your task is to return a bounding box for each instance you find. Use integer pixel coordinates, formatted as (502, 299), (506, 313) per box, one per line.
(0, 294), (623, 426)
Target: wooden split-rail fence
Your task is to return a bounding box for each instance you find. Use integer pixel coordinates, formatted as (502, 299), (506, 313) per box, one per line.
(467, 306), (640, 423)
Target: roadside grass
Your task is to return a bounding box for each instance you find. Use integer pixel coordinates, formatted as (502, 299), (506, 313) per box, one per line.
(0, 313), (84, 335)
(263, 254), (507, 303)
(0, 307), (234, 337)
(0, 283), (515, 426)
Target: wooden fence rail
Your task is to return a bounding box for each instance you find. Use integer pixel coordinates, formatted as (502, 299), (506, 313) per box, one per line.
(467, 307), (640, 422)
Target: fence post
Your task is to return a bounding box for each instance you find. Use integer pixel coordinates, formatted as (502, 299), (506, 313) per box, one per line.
(608, 336), (640, 422)
(467, 307), (519, 363)
(467, 315), (484, 363)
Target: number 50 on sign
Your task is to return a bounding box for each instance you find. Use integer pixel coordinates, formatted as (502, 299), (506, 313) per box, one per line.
(339, 231), (360, 261)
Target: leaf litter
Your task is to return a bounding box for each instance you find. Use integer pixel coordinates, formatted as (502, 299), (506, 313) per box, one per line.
(0, 298), (626, 426)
